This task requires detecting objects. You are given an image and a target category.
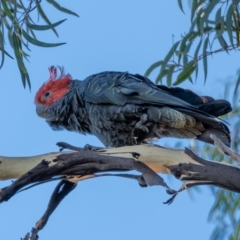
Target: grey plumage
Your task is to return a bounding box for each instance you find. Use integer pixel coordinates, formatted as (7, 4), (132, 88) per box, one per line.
(35, 71), (232, 147)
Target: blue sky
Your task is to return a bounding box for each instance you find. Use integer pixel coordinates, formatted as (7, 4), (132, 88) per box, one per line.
(0, 1), (238, 239)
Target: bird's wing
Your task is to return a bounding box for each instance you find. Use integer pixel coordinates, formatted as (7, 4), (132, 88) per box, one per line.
(80, 71), (199, 109)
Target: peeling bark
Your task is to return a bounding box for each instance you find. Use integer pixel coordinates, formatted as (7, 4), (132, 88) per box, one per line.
(0, 136), (239, 239)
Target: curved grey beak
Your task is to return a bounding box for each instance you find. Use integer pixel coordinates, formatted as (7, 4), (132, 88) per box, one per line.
(36, 104), (47, 118)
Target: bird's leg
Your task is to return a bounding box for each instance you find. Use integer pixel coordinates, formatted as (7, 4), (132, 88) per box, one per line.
(131, 113), (153, 145)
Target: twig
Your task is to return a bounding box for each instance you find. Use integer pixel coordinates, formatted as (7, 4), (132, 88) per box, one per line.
(210, 134), (240, 163)
(36, 180), (76, 230)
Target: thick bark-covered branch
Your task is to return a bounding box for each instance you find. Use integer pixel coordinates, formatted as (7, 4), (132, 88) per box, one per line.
(0, 137), (239, 239)
(0, 148), (174, 203)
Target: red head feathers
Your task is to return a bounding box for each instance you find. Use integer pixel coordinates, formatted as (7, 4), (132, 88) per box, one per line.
(34, 66), (72, 107)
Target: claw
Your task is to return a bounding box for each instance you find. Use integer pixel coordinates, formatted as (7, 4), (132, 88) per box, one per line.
(84, 144), (104, 151)
(134, 114), (150, 133)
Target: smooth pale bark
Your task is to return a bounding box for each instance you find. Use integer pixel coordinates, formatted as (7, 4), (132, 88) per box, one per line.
(0, 144), (234, 180)
(0, 145), (199, 180)
(0, 152), (65, 180)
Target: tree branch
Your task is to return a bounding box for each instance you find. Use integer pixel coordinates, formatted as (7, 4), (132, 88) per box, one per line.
(0, 136), (239, 239)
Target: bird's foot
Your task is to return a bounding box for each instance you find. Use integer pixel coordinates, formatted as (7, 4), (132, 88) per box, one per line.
(57, 142), (104, 152)
(56, 142), (82, 152)
(134, 114), (152, 133)
(84, 144), (104, 151)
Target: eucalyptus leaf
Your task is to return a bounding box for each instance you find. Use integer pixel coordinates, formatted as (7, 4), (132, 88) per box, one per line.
(202, 36), (209, 83)
(158, 41), (180, 83)
(46, 0), (79, 17)
(5, 0), (23, 8)
(144, 60), (164, 77)
(12, 33), (30, 88)
(232, 0), (240, 46)
(0, 29), (4, 68)
(178, 32), (196, 64)
(22, 30), (66, 47)
(234, 71), (240, 94)
(166, 65), (175, 87)
(173, 60), (196, 85)
(156, 69), (168, 84)
(177, 0), (184, 14)
(27, 19), (66, 31)
(36, 1), (59, 37)
(191, 0), (205, 22)
(217, 35), (227, 50)
(226, 5), (234, 47)
(194, 38), (203, 78)
(199, 0), (218, 34)
(215, 8), (225, 38)
(190, 0), (198, 22)
(183, 41), (192, 67)
(1, 0), (14, 20)
(163, 40), (181, 63)
(0, 47), (14, 59)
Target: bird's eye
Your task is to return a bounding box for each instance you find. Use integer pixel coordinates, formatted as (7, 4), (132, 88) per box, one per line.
(44, 92), (50, 98)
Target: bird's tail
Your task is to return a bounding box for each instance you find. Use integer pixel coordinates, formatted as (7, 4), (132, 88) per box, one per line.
(156, 86), (232, 146)
(147, 107), (231, 147)
(157, 85), (232, 117)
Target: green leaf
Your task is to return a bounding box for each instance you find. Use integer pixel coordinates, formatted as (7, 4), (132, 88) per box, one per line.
(159, 41), (180, 80)
(12, 0), (17, 19)
(0, 47), (14, 59)
(234, 71), (240, 94)
(217, 16), (225, 37)
(178, 36), (187, 64)
(19, 64), (30, 89)
(163, 40), (181, 63)
(215, 7), (221, 26)
(202, 36), (209, 83)
(173, 60), (196, 86)
(156, 69), (168, 84)
(232, 0), (240, 46)
(0, 27), (4, 68)
(191, 0), (205, 22)
(5, 0), (23, 9)
(199, 0), (218, 34)
(12, 33), (31, 89)
(194, 38), (203, 78)
(166, 65), (175, 87)
(35, 1), (59, 37)
(1, 14), (12, 32)
(27, 19), (66, 31)
(46, 0), (79, 17)
(177, 0), (185, 14)
(178, 32), (198, 64)
(188, 75), (193, 84)
(232, 0), (240, 28)
(217, 35), (227, 50)
(215, 8), (225, 38)
(22, 30), (66, 47)
(190, 0), (198, 22)
(226, 4), (234, 47)
(189, 17), (197, 32)
(28, 28), (37, 40)
(8, 30), (14, 49)
(181, 41), (193, 74)
(1, 0), (14, 21)
(144, 60), (164, 77)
